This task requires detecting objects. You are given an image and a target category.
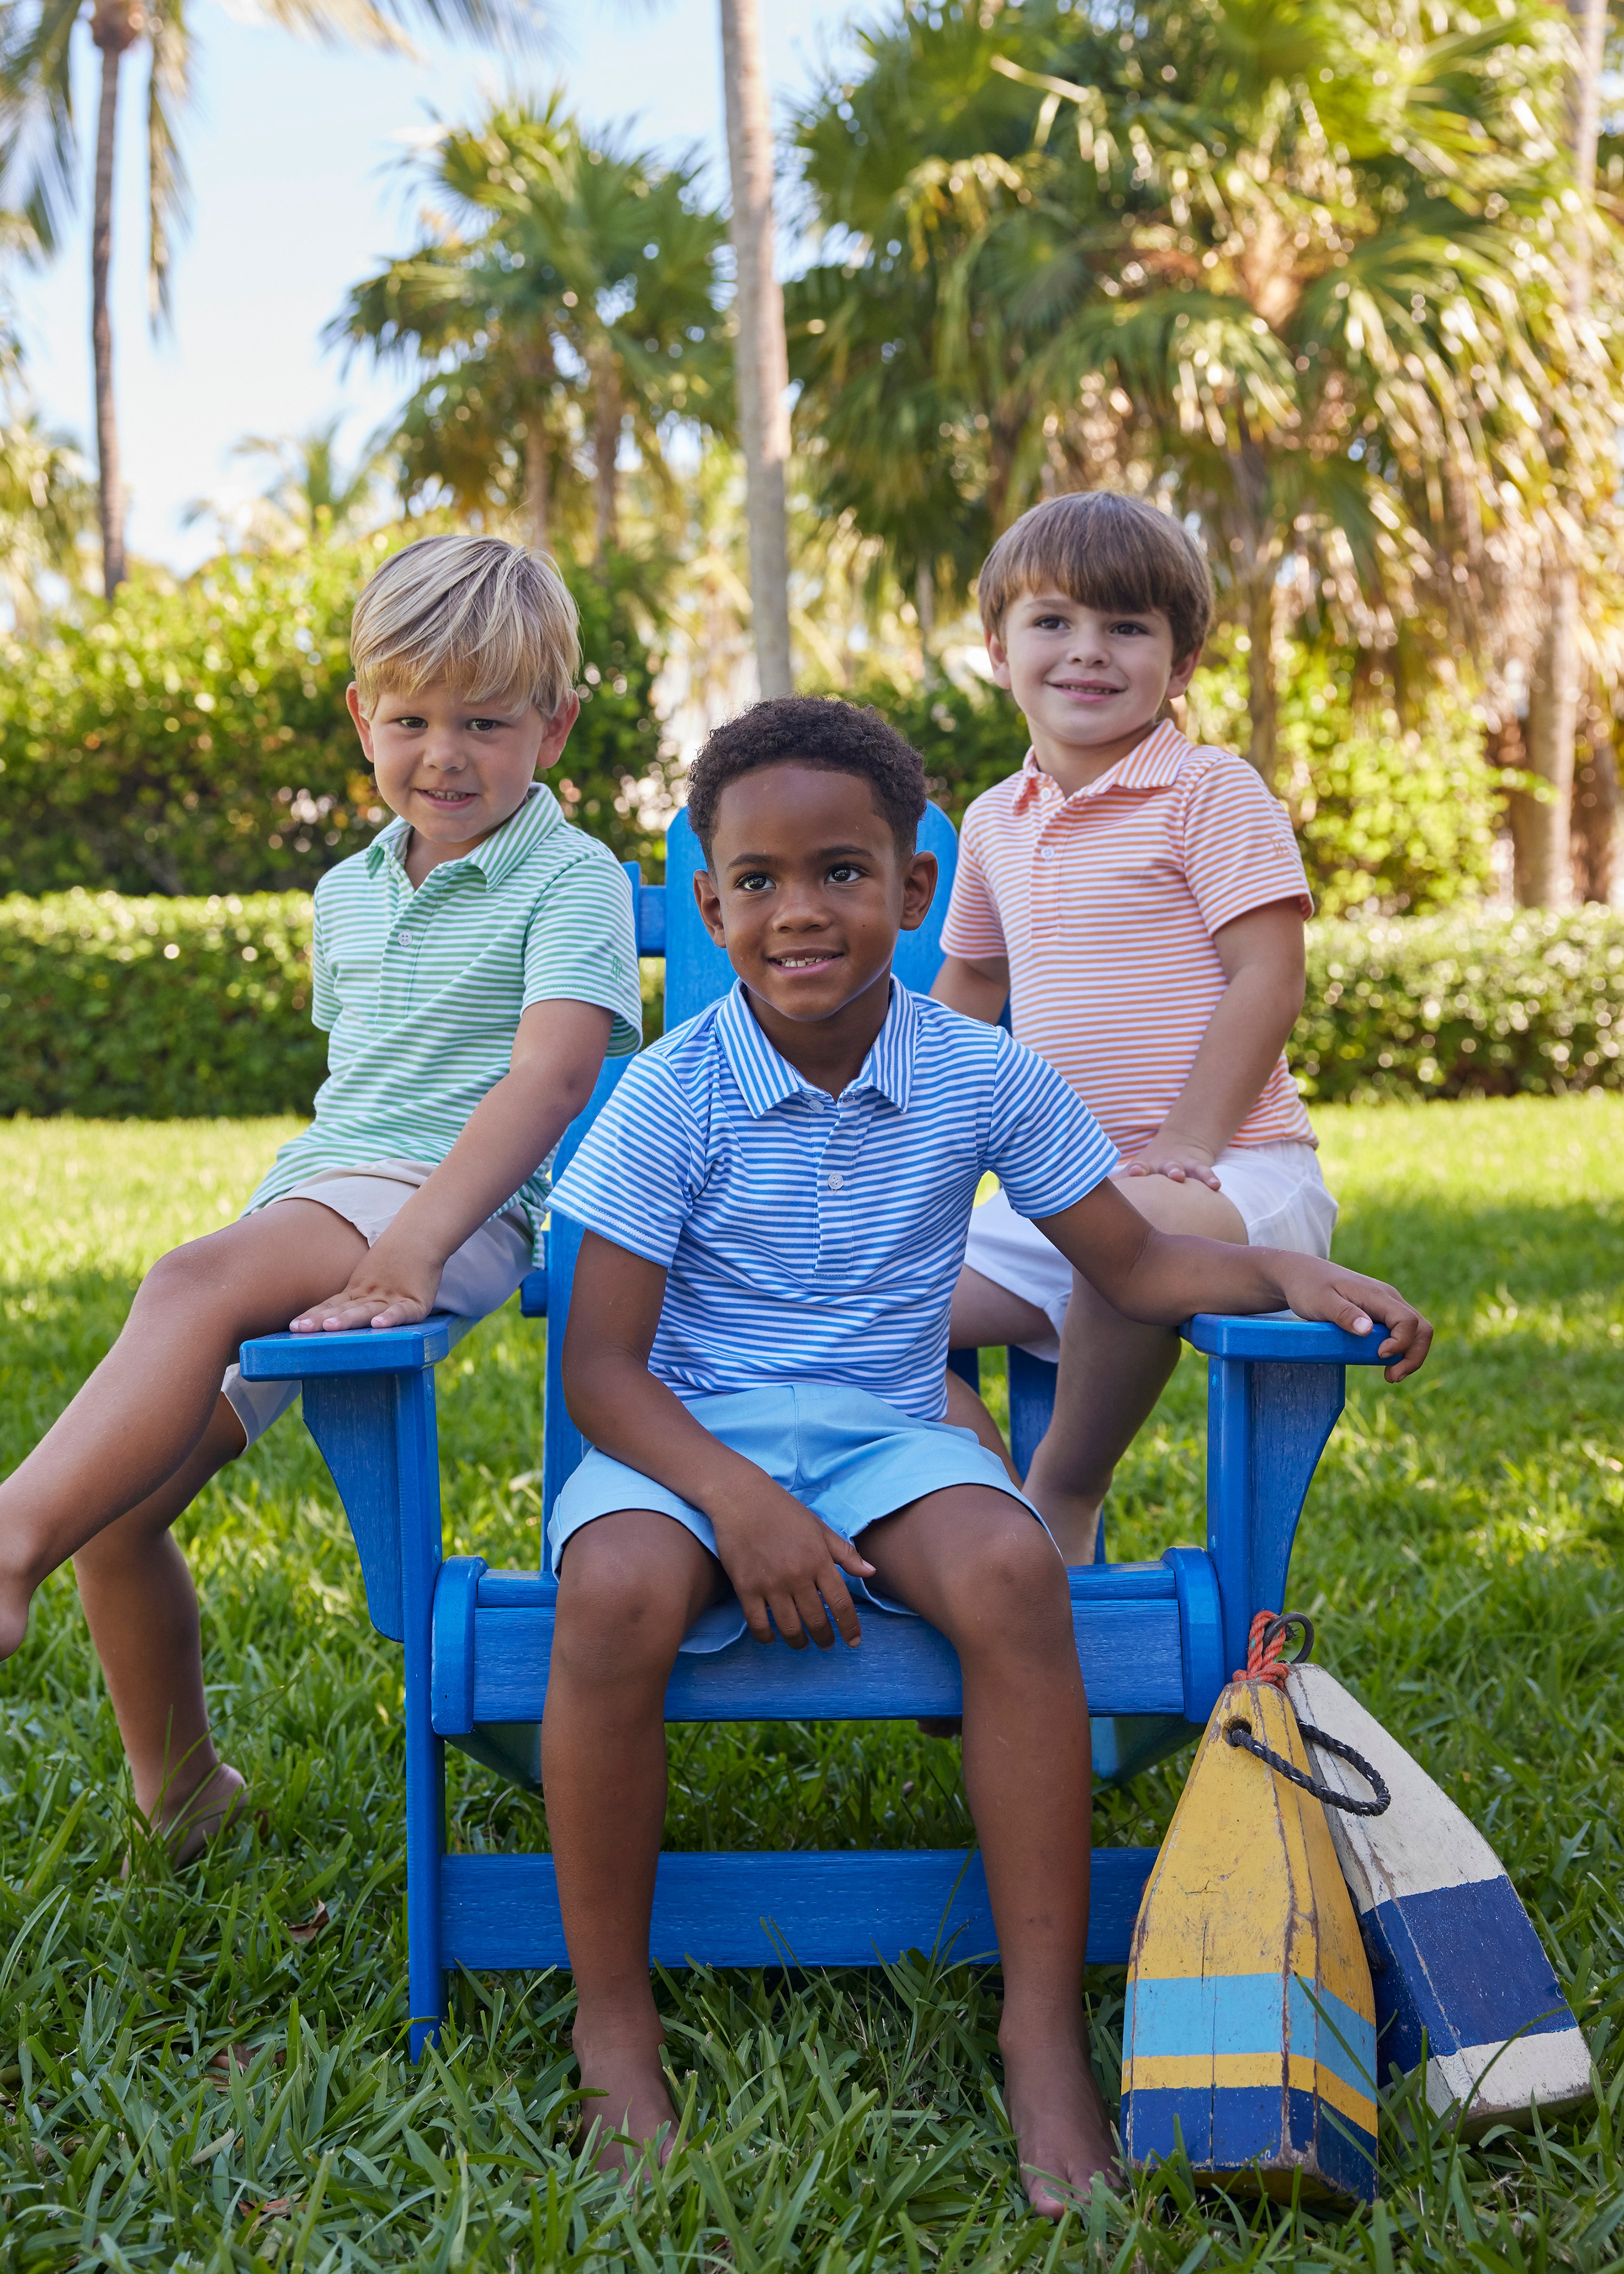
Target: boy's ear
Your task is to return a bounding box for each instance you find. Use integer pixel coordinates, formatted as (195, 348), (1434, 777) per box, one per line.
(985, 628), (1014, 692)
(693, 864), (728, 951)
(345, 683), (375, 761)
(898, 849), (938, 934)
(1167, 646), (1202, 701)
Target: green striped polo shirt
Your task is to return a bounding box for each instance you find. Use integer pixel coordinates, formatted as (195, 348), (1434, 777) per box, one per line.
(244, 782), (642, 1256)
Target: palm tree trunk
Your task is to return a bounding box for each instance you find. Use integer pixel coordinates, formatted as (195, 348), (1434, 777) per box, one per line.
(523, 418), (550, 553)
(90, 19), (128, 598)
(718, 0), (793, 697)
(591, 348), (620, 558)
(1571, 693), (1622, 902)
(1244, 576), (1279, 790)
(915, 559), (940, 688)
(1512, 0), (1608, 904)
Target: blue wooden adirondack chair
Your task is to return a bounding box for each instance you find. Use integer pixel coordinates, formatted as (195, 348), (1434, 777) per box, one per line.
(238, 803), (1388, 2057)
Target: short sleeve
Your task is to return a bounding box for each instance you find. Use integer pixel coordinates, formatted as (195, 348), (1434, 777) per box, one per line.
(547, 1056), (698, 1268)
(309, 883), (337, 1033)
(1179, 751), (1312, 935)
(939, 806), (1008, 962)
(522, 850), (643, 1056)
(986, 1033), (1119, 1219)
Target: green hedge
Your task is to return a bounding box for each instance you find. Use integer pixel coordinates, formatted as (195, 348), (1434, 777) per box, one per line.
(0, 892), (324, 1118)
(3, 894), (1619, 1121)
(1295, 907), (1624, 1103)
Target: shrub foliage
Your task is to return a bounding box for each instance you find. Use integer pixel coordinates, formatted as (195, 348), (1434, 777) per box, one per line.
(3, 894), (1618, 1121)
(0, 537), (672, 898)
(870, 648), (1506, 921)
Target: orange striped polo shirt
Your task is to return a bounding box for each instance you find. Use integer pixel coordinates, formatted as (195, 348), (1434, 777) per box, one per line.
(939, 723), (1315, 1156)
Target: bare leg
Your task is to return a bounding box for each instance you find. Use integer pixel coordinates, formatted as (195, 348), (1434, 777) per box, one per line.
(73, 1396), (252, 1861)
(1024, 1175), (1245, 1563)
(541, 1511), (728, 2172)
(0, 1202), (368, 1857)
(863, 1485), (1112, 2214)
(944, 1268), (1053, 1482)
(0, 1200), (367, 1655)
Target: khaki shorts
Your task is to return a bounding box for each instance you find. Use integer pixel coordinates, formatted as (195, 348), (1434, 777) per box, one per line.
(221, 1160), (532, 1448)
(963, 1140), (1339, 1363)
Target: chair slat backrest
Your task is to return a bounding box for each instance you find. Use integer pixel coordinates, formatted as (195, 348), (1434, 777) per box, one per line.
(662, 801), (960, 1027)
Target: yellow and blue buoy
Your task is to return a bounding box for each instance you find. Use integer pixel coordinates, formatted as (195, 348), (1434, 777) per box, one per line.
(1121, 1676), (1379, 2203)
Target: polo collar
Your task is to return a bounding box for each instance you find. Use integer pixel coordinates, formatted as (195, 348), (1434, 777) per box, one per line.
(716, 978), (917, 1118)
(363, 781), (563, 884)
(1012, 718), (1193, 808)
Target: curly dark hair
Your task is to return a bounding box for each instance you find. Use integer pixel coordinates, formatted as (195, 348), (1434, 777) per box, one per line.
(685, 695), (928, 859)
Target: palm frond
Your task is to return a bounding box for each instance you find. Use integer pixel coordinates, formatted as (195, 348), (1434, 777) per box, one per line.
(145, 0), (193, 325)
(0, 0), (85, 255)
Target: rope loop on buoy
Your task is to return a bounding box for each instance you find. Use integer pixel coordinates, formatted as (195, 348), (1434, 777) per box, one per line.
(1225, 1717), (1392, 1816)
(1234, 1608), (1315, 1688)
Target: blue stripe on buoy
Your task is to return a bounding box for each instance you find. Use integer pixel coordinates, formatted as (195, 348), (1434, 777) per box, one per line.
(1128, 2087), (1374, 2198)
(1124, 1974), (1376, 2101)
(1368, 1879), (1572, 2070)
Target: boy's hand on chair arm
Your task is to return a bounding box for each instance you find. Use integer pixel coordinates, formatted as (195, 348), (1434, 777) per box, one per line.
(290, 1243), (444, 1333)
(709, 1485), (876, 1652)
(1266, 1252), (1432, 1381)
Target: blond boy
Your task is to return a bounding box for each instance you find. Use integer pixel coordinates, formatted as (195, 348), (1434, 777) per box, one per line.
(0, 535), (642, 1855)
(937, 492), (1335, 1559)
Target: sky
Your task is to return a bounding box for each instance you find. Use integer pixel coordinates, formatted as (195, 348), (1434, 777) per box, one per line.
(9, 0), (861, 572)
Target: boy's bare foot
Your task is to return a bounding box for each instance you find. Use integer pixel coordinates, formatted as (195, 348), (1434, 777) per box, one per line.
(1000, 2010), (1120, 2216)
(572, 2022), (678, 2176)
(126, 1763), (256, 1873)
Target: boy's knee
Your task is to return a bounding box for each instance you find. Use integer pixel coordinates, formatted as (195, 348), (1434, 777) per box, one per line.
(947, 1512), (1070, 1646)
(555, 1523), (695, 1682)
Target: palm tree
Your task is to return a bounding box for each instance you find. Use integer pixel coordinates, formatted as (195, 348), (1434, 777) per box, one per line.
(0, 0), (534, 599)
(183, 415), (391, 552)
(794, 0), (1604, 791)
(717, 0), (791, 696)
(331, 101), (728, 559)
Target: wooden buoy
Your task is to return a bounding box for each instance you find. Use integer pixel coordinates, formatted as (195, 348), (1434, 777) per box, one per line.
(1121, 1677), (1378, 2204)
(1288, 1663), (1592, 2136)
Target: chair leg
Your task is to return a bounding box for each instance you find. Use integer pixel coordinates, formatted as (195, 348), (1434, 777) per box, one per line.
(396, 1373), (447, 2058)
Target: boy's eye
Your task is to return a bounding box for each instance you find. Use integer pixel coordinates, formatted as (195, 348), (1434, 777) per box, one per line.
(1109, 621), (1151, 636)
(392, 714), (428, 730)
(735, 871), (773, 893)
(827, 862), (864, 884)
(467, 717), (509, 732)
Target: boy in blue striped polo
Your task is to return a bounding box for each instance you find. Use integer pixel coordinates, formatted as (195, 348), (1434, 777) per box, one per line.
(0, 535), (643, 1866)
(541, 695), (1431, 2212)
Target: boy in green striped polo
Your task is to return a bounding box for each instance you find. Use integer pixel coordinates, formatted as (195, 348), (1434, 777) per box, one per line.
(0, 535), (643, 1860)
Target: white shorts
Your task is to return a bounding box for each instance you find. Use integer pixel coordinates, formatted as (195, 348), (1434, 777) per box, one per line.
(962, 1141), (1339, 1363)
(220, 1160), (531, 1448)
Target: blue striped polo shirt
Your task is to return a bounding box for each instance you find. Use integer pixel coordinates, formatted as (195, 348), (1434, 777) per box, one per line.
(549, 979), (1119, 1420)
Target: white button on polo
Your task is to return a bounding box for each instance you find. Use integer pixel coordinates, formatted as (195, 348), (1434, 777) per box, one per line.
(396, 928), (414, 945)
(826, 1170), (844, 1191)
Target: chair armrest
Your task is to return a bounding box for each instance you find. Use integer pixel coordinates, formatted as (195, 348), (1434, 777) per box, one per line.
(1183, 1311), (1392, 1364)
(238, 1312), (474, 1380)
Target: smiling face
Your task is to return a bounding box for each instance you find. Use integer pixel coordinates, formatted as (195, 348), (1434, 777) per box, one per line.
(694, 762), (937, 1085)
(988, 588), (1200, 788)
(346, 676), (580, 881)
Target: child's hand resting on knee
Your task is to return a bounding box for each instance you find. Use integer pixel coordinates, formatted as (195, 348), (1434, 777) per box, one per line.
(1125, 1133), (1223, 1189)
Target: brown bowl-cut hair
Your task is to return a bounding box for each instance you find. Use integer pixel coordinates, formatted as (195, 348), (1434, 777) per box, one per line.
(977, 491), (1213, 660)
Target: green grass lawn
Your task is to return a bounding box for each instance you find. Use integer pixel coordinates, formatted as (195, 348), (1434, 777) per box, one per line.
(1, 1096), (1621, 2270)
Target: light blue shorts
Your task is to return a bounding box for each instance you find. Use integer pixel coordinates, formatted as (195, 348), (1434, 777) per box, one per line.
(548, 1381), (1052, 1654)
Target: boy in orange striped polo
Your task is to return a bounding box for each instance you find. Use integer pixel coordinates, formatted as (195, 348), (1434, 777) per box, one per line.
(935, 491), (1336, 1563)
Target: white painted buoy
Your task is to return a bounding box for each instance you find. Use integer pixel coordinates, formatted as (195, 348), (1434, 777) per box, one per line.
(1287, 1663), (1592, 2136)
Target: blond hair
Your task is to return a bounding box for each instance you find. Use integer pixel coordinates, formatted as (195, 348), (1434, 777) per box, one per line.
(350, 534), (580, 715)
(978, 491), (1213, 659)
